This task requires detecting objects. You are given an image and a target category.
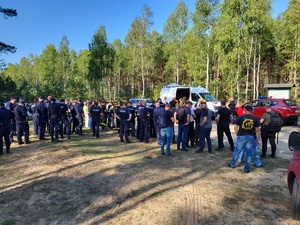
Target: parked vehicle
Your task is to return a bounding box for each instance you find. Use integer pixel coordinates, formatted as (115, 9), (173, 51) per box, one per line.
(287, 131), (300, 220)
(160, 83), (220, 116)
(129, 98), (152, 107)
(235, 98), (300, 124)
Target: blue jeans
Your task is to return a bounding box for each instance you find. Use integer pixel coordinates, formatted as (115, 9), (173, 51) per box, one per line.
(199, 127), (212, 152)
(230, 135), (255, 172)
(177, 123), (189, 149)
(160, 126), (172, 154)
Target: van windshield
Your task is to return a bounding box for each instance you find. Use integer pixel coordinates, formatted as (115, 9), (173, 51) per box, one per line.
(199, 93), (216, 101)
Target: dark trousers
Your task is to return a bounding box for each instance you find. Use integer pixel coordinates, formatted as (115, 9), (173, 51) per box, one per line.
(261, 128), (276, 156)
(76, 115), (83, 135)
(217, 123), (234, 149)
(139, 119), (149, 142)
(91, 120), (100, 137)
(155, 123), (161, 144)
(32, 114), (39, 135)
(195, 123), (201, 145)
(116, 118), (120, 133)
(149, 117), (156, 138)
(129, 119), (135, 136)
(50, 116), (60, 140)
(199, 127), (212, 152)
(0, 127), (11, 153)
(186, 122), (195, 147)
(120, 119), (130, 141)
(177, 123), (189, 150)
(136, 117), (141, 139)
(16, 121), (30, 143)
(38, 117), (47, 140)
(9, 119), (16, 142)
(59, 115), (70, 137)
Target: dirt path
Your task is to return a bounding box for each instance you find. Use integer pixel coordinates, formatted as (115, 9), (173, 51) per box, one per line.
(0, 124), (299, 225)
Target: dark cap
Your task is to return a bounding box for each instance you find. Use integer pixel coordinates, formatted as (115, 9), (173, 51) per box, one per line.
(19, 97), (25, 102)
(39, 96), (45, 99)
(186, 101), (193, 105)
(244, 105), (254, 112)
(165, 103), (171, 108)
(157, 98), (161, 101)
(51, 98), (56, 102)
(0, 102), (5, 107)
(221, 100), (226, 106)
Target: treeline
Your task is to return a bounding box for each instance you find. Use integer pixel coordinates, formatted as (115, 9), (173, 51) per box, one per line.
(0, 0), (299, 104)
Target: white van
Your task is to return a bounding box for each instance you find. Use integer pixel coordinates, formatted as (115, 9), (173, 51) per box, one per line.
(160, 83), (220, 116)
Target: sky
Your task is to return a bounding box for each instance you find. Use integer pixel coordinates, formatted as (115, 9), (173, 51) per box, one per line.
(0, 0), (289, 65)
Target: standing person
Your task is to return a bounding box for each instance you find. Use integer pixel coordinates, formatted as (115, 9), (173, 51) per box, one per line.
(58, 99), (71, 139)
(100, 101), (107, 130)
(228, 97), (236, 117)
(127, 102), (136, 136)
(45, 96), (52, 133)
(228, 105), (261, 173)
(48, 98), (61, 142)
(135, 101), (142, 139)
(14, 98), (31, 145)
(31, 98), (39, 136)
(160, 103), (175, 156)
(148, 100), (156, 138)
(0, 102), (15, 155)
(116, 102), (132, 143)
(36, 96), (48, 140)
(114, 101), (122, 133)
(169, 97), (177, 109)
(89, 102), (102, 138)
(5, 98), (17, 143)
(107, 104), (115, 130)
(260, 104), (279, 158)
(215, 100), (235, 151)
(174, 101), (191, 151)
(73, 100), (84, 135)
(186, 101), (196, 148)
(194, 105), (203, 147)
(153, 101), (164, 145)
(83, 102), (89, 128)
(137, 101), (150, 143)
(195, 101), (213, 154)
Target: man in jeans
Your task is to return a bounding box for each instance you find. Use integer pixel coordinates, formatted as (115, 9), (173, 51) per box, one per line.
(228, 105), (261, 173)
(160, 104), (175, 156)
(174, 101), (191, 151)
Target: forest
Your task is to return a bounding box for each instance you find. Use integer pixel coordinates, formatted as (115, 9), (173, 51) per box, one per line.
(0, 0), (299, 105)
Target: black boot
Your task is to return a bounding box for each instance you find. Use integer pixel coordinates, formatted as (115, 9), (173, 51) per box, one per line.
(51, 137), (55, 142)
(6, 149), (11, 154)
(67, 135), (70, 139)
(0, 150), (3, 156)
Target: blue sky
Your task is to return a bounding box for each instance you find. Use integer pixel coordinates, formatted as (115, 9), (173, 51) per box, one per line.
(0, 0), (289, 65)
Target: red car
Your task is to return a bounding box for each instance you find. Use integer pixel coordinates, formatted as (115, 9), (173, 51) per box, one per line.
(235, 98), (300, 124)
(287, 131), (300, 220)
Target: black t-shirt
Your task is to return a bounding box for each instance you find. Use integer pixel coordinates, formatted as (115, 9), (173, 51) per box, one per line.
(176, 106), (191, 124)
(234, 114), (260, 136)
(194, 108), (203, 125)
(89, 106), (102, 121)
(165, 110), (174, 127)
(217, 107), (232, 125)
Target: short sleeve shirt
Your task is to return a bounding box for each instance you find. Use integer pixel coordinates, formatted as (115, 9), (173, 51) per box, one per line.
(234, 114), (260, 136)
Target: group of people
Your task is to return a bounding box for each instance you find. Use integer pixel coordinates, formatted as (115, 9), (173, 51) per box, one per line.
(0, 95), (279, 174)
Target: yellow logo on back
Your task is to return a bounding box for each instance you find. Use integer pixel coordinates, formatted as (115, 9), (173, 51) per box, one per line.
(241, 119), (254, 130)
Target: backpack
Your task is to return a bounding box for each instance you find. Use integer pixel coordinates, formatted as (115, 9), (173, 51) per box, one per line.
(267, 112), (283, 133)
(177, 106), (186, 122)
(159, 110), (167, 128)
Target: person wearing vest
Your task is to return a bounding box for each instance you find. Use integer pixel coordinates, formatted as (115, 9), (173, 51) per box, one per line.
(14, 98), (31, 145)
(0, 102), (15, 155)
(260, 104), (277, 158)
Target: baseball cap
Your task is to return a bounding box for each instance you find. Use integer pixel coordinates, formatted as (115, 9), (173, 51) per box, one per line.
(244, 105), (254, 112)
(51, 98), (56, 102)
(186, 101), (193, 105)
(39, 96), (45, 99)
(200, 99), (207, 104)
(19, 97), (25, 102)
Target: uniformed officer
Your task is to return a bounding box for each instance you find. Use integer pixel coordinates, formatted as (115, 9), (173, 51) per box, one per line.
(58, 99), (71, 139)
(48, 98), (61, 142)
(100, 101), (107, 130)
(116, 102), (132, 143)
(137, 101), (150, 143)
(73, 100), (84, 135)
(0, 102), (15, 155)
(31, 98), (39, 136)
(36, 96), (48, 140)
(14, 98), (31, 145)
(114, 101), (122, 133)
(148, 100), (156, 138)
(127, 102), (136, 136)
(153, 101), (164, 145)
(135, 101), (142, 139)
(89, 102), (102, 138)
(45, 96), (52, 132)
(5, 97), (17, 142)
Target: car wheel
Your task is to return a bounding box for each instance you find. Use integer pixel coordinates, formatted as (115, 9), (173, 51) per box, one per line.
(292, 178), (300, 220)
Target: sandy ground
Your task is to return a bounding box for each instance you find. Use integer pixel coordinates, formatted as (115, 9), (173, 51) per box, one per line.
(0, 123), (299, 225)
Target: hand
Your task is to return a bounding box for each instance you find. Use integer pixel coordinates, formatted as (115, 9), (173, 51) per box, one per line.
(257, 140), (261, 146)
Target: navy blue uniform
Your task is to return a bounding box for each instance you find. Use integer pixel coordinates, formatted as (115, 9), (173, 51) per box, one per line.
(114, 104), (121, 133)
(137, 105), (150, 143)
(89, 106), (101, 138)
(0, 107), (14, 154)
(73, 103), (84, 135)
(14, 104), (30, 144)
(153, 106), (164, 144)
(148, 103), (156, 138)
(31, 101), (39, 135)
(48, 103), (60, 141)
(127, 105), (136, 136)
(36, 101), (48, 140)
(58, 103), (70, 138)
(116, 107), (131, 142)
(5, 101), (16, 142)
